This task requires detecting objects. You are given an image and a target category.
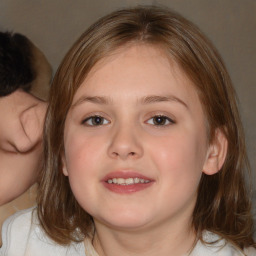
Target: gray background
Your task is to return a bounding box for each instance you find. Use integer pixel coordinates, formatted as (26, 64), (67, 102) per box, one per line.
(0, 0), (255, 212)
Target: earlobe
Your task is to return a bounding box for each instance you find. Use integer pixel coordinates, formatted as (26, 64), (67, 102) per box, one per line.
(203, 128), (228, 175)
(62, 156), (69, 176)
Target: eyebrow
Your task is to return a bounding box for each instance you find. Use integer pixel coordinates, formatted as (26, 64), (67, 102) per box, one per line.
(72, 96), (111, 108)
(72, 95), (188, 109)
(141, 95), (188, 108)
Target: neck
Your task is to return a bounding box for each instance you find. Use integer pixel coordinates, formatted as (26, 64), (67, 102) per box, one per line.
(92, 217), (195, 256)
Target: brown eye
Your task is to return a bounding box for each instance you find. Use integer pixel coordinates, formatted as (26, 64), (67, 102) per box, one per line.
(91, 116), (104, 125)
(154, 116), (167, 125)
(82, 115), (109, 126)
(147, 115), (174, 126)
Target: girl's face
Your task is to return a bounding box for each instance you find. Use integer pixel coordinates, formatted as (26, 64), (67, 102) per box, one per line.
(63, 45), (213, 232)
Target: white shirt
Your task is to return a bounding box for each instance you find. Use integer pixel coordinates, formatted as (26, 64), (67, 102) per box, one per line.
(1, 208), (255, 256)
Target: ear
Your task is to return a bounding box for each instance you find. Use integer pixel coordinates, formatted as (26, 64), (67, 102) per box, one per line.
(203, 128), (228, 175)
(62, 155), (69, 176)
(19, 102), (47, 151)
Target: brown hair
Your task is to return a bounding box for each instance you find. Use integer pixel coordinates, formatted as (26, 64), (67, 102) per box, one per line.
(37, 5), (255, 249)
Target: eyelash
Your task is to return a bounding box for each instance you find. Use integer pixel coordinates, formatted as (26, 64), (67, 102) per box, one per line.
(146, 115), (175, 126)
(82, 114), (175, 127)
(82, 115), (110, 126)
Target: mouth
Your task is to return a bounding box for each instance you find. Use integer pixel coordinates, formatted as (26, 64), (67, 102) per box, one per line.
(107, 177), (150, 185)
(102, 171), (154, 194)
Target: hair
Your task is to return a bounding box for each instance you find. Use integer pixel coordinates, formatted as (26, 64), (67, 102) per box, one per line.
(0, 32), (36, 96)
(37, 5), (255, 250)
(0, 31), (52, 100)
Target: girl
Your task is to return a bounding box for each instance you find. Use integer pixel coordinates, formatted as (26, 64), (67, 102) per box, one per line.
(1, 6), (255, 256)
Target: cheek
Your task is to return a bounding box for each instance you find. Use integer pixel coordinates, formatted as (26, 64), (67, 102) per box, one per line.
(148, 129), (207, 179)
(63, 133), (108, 213)
(64, 133), (104, 178)
(0, 148), (40, 205)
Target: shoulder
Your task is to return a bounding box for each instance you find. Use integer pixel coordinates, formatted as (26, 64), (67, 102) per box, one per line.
(0, 207), (85, 256)
(190, 231), (256, 256)
(244, 247), (256, 256)
(1, 207), (34, 255)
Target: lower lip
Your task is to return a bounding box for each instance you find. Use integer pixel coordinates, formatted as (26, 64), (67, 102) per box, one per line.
(102, 182), (153, 194)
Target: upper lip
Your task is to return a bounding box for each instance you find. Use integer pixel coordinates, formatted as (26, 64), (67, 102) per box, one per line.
(102, 170), (153, 182)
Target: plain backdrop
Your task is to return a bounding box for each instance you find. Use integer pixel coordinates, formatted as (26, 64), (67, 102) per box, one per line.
(0, 0), (255, 214)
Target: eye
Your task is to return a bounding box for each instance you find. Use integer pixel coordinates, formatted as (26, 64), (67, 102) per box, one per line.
(82, 115), (110, 126)
(146, 115), (174, 126)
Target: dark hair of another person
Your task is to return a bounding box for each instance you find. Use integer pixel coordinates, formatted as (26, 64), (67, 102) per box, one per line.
(0, 32), (35, 96)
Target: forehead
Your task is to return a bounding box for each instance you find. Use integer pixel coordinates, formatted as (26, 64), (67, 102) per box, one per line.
(72, 44), (200, 105)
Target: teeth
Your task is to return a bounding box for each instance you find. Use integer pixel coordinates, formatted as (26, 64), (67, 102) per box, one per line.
(134, 177), (140, 184)
(117, 178), (125, 184)
(125, 178), (134, 185)
(107, 177), (150, 185)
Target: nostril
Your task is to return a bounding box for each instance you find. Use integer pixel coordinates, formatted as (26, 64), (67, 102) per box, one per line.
(112, 152), (119, 157)
(111, 151), (137, 159)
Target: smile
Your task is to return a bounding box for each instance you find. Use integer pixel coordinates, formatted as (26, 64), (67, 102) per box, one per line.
(107, 177), (150, 185)
(102, 171), (154, 194)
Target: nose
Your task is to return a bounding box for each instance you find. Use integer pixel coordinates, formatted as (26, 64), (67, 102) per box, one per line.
(107, 124), (143, 160)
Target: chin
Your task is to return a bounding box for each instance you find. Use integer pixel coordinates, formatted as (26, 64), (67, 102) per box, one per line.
(0, 184), (31, 206)
(0, 192), (14, 206)
(95, 211), (152, 231)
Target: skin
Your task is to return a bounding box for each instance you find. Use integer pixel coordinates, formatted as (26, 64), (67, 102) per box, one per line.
(63, 45), (227, 256)
(0, 41), (51, 246)
(0, 39), (51, 208)
(0, 90), (47, 246)
(0, 89), (47, 205)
